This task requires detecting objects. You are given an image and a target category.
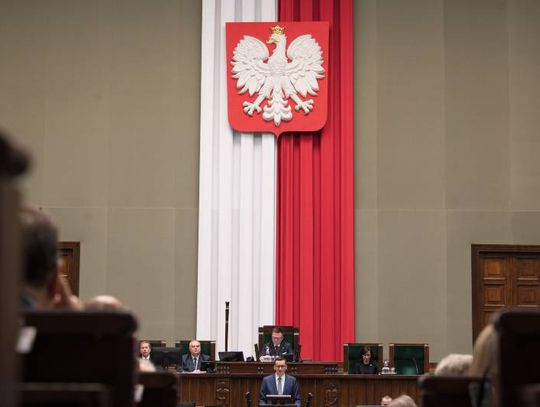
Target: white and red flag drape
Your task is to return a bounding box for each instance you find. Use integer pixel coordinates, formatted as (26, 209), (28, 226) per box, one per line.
(197, 0), (354, 361)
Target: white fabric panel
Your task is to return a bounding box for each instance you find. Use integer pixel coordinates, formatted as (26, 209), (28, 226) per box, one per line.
(197, 0), (277, 359)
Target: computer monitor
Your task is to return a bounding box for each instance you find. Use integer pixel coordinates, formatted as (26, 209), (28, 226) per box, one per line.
(218, 351), (244, 362)
(200, 360), (215, 372)
(151, 347), (182, 369)
(266, 394), (294, 405)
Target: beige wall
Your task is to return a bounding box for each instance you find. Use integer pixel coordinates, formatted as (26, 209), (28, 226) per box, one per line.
(2, 0), (540, 361)
(0, 0), (202, 344)
(355, 0), (540, 360)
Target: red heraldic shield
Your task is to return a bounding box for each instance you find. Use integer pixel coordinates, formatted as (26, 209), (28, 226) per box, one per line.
(226, 22), (329, 137)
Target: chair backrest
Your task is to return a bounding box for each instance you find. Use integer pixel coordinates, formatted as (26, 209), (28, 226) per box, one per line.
(17, 383), (109, 407)
(389, 343), (429, 375)
(258, 325), (300, 360)
(522, 383), (540, 407)
(21, 311), (137, 407)
(494, 309), (540, 407)
(418, 375), (484, 407)
(138, 371), (177, 407)
(343, 343), (383, 374)
(150, 347), (182, 369)
(175, 339), (216, 360)
(142, 339), (167, 348)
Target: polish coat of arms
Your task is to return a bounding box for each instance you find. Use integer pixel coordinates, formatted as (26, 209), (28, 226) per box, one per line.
(226, 22), (329, 136)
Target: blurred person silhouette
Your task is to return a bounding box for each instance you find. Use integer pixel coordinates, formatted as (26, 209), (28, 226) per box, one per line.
(85, 294), (128, 312)
(434, 353), (473, 376)
(388, 394), (416, 407)
(380, 395), (393, 406)
(468, 324), (497, 407)
(20, 207), (80, 310)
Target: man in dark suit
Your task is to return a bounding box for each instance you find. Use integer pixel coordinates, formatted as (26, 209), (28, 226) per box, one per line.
(178, 340), (211, 372)
(139, 340), (152, 361)
(259, 357), (301, 406)
(260, 326), (294, 361)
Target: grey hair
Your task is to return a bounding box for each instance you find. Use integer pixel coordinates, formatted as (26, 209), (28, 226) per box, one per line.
(434, 353), (473, 376)
(388, 395), (417, 407)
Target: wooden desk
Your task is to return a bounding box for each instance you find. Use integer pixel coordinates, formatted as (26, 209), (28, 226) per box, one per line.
(177, 372), (418, 407)
(214, 361), (339, 375)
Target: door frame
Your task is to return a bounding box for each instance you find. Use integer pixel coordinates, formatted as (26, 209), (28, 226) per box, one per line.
(471, 244), (540, 342)
(58, 241), (80, 296)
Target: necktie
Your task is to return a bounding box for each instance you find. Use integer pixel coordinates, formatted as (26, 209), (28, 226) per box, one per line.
(277, 376), (283, 395)
(193, 357), (198, 369)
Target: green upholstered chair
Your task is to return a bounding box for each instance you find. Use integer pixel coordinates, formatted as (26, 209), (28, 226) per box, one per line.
(389, 343), (429, 375)
(343, 343), (383, 374)
(257, 325), (300, 361)
(174, 340), (216, 360)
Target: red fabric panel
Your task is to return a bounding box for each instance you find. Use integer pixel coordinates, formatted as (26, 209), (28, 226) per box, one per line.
(276, 0), (355, 361)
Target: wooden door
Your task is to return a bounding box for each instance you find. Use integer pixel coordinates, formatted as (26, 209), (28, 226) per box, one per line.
(58, 242), (80, 296)
(472, 244), (540, 341)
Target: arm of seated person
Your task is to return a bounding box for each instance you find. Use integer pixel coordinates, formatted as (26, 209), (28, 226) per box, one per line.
(50, 269), (81, 310)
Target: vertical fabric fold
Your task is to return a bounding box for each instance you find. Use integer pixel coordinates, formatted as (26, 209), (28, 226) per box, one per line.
(197, 0), (277, 357)
(276, 0), (355, 361)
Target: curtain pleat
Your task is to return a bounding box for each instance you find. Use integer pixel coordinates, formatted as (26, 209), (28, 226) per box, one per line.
(276, 0), (355, 361)
(197, 0), (277, 357)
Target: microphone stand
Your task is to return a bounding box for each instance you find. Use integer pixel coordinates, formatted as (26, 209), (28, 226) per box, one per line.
(224, 301), (230, 352)
(412, 357), (419, 375)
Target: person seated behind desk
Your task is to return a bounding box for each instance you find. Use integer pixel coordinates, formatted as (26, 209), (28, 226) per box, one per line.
(177, 340), (211, 372)
(259, 357), (301, 406)
(354, 346), (379, 374)
(260, 326), (294, 361)
(139, 340), (152, 362)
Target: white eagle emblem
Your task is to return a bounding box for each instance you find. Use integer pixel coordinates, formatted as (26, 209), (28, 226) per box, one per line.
(231, 25), (325, 126)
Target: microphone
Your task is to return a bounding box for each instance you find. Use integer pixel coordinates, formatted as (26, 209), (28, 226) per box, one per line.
(224, 301), (230, 352)
(412, 357), (419, 375)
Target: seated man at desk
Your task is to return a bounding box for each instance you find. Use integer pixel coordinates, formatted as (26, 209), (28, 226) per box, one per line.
(139, 340), (152, 361)
(259, 357), (301, 406)
(260, 326), (294, 361)
(178, 340), (211, 372)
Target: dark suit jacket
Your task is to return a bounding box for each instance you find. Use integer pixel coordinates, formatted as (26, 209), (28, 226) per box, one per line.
(354, 361), (379, 374)
(177, 353), (211, 372)
(262, 341), (294, 358)
(259, 374), (301, 406)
